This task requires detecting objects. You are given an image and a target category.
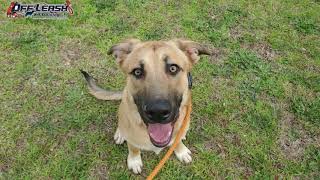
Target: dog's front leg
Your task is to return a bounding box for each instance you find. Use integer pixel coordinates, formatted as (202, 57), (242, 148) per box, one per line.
(114, 128), (125, 144)
(174, 141), (192, 163)
(127, 143), (143, 174)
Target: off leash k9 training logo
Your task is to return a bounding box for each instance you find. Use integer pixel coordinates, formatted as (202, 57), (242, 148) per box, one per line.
(7, 0), (73, 19)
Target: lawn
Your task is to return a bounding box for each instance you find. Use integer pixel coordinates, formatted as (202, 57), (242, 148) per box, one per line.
(0, 0), (319, 179)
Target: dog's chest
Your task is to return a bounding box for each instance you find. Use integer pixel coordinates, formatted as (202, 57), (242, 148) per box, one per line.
(131, 138), (175, 155)
(142, 144), (164, 154)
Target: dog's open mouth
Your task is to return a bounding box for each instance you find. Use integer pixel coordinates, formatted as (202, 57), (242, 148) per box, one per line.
(147, 122), (174, 147)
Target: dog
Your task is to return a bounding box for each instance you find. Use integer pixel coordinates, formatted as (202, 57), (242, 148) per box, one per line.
(81, 39), (211, 174)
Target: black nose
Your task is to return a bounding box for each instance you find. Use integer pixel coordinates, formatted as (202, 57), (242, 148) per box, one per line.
(144, 99), (171, 122)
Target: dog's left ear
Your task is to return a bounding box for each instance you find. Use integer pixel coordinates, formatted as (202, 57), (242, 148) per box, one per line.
(107, 39), (141, 64)
(173, 39), (212, 65)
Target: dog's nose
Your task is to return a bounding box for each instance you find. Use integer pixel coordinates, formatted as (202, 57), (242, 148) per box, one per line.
(144, 100), (171, 122)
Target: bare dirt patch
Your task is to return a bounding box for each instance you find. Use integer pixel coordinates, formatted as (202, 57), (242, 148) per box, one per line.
(49, 130), (77, 153)
(203, 137), (228, 158)
(208, 48), (227, 65)
(229, 26), (243, 40)
(25, 112), (41, 126)
(59, 39), (104, 67)
(241, 43), (277, 61)
(233, 158), (254, 178)
(89, 164), (109, 180)
(278, 104), (318, 160)
(0, 162), (10, 174)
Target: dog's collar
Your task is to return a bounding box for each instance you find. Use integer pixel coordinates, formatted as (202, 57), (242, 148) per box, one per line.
(187, 72), (192, 89)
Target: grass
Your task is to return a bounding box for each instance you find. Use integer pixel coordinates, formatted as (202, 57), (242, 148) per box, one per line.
(0, 0), (319, 179)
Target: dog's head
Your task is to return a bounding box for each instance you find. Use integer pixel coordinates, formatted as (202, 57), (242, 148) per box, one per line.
(108, 39), (211, 147)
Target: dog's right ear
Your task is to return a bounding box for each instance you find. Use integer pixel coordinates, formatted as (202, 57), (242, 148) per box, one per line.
(172, 39), (212, 65)
(107, 39), (141, 64)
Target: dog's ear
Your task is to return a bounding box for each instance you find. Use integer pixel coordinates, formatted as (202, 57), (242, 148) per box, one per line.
(173, 39), (212, 65)
(107, 39), (141, 64)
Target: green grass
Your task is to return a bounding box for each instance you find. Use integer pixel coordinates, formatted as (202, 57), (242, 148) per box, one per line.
(1, 0), (319, 179)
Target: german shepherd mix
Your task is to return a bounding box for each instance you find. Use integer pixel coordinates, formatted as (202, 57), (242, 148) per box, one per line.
(81, 39), (211, 174)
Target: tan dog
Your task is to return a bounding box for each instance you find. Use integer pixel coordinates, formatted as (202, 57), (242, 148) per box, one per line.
(81, 39), (211, 174)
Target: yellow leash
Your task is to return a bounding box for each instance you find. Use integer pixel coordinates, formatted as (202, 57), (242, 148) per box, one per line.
(147, 95), (192, 180)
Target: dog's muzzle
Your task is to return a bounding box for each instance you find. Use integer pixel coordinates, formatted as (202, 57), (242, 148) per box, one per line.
(134, 95), (182, 147)
(143, 99), (172, 123)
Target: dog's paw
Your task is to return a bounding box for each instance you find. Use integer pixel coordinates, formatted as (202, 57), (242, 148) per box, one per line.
(114, 128), (125, 144)
(127, 155), (143, 174)
(174, 145), (192, 163)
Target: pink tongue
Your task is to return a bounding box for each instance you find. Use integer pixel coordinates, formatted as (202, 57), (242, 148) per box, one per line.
(148, 123), (173, 144)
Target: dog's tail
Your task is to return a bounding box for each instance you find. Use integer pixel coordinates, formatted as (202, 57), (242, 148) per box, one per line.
(80, 70), (122, 100)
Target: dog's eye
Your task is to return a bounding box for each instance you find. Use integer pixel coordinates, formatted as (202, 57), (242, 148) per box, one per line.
(131, 68), (144, 79)
(168, 64), (180, 75)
